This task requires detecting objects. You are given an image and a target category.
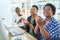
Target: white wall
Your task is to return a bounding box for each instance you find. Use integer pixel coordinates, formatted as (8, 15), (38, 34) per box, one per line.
(0, 0), (12, 39)
(0, 0), (12, 27)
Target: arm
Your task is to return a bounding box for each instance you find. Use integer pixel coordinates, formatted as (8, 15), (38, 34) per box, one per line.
(39, 26), (50, 40)
(34, 25), (39, 34)
(17, 18), (22, 23)
(28, 23), (34, 29)
(24, 20), (34, 29)
(24, 21), (34, 29)
(36, 17), (50, 40)
(23, 17), (35, 29)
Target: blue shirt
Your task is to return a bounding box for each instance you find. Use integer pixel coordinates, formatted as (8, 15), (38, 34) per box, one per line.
(39, 17), (60, 40)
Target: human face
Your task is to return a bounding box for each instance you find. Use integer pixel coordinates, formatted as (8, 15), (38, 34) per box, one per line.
(30, 7), (38, 15)
(15, 8), (20, 16)
(43, 6), (53, 18)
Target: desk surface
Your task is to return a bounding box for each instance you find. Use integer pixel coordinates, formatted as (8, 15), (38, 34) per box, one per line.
(8, 25), (37, 40)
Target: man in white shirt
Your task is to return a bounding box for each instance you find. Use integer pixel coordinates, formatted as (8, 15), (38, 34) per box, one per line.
(12, 7), (24, 27)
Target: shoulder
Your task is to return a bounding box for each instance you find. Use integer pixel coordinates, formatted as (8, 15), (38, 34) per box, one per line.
(50, 17), (60, 26)
(51, 17), (58, 23)
(27, 16), (31, 19)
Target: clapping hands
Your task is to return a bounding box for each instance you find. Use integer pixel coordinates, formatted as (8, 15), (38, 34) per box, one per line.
(35, 16), (43, 27)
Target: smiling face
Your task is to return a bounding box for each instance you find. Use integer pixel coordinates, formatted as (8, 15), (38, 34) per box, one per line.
(15, 7), (20, 16)
(43, 6), (53, 18)
(30, 7), (38, 15)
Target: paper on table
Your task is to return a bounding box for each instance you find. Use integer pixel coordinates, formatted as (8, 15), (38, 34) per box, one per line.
(11, 35), (28, 40)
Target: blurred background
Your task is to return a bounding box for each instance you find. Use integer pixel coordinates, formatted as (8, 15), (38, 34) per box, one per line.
(0, 0), (60, 27)
(0, 0), (60, 40)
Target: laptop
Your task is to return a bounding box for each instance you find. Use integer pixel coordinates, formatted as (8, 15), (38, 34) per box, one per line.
(3, 24), (24, 36)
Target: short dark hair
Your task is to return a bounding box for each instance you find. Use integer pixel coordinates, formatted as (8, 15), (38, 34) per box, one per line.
(43, 3), (56, 15)
(32, 5), (38, 10)
(15, 7), (20, 10)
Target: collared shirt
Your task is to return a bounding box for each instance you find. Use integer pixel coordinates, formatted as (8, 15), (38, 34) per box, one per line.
(39, 17), (60, 40)
(12, 15), (24, 27)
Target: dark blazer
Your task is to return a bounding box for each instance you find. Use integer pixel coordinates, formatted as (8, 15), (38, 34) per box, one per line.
(26, 15), (36, 33)
(26, 15), (42, 40)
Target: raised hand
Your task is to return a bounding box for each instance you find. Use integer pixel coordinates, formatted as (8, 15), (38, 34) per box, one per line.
(23, 20), (29, 26)
(17, 18), (22, 23)
(35, 16), (43, 26)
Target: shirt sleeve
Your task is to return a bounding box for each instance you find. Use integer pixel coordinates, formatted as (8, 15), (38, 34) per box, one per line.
(12, 16), (18, 24)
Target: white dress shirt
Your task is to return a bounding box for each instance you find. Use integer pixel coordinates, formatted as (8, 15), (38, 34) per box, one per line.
(12, 15), (24, 27)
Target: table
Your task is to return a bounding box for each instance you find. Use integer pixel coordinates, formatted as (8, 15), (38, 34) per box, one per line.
(8, 25), (37, 40)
